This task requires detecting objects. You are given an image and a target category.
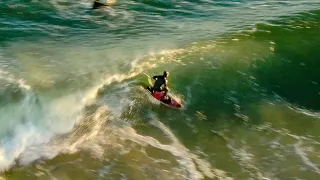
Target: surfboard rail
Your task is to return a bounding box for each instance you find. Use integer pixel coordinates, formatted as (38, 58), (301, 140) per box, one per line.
(145, 86), (182, 109)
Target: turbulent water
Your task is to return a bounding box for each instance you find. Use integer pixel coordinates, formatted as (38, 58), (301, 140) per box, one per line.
(1, 0), (320, 179)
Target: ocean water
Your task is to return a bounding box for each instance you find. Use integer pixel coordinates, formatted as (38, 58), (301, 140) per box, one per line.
(0, 0), (320, 179)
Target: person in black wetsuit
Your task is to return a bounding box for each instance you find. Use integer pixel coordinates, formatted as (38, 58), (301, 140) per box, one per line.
(152, 71), (169, 93)
(92, 0), (108, 9)
(151, 71), (171, 103)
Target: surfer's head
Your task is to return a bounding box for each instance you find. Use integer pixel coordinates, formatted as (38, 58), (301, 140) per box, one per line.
(163, 71), (169, 77)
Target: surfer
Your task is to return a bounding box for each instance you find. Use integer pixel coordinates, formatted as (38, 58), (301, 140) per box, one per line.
(146, 71), (181, 108)
(92, 0), (108, 9)
(151, 71), (171, 103)
(151, 71), (169, 93)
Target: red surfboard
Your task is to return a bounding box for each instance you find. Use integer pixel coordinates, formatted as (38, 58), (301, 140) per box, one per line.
(145, 86), (182, 109)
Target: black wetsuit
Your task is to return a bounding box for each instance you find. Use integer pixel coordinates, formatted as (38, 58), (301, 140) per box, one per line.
(92, 1), (107, 9)
(152, 75), (167, 92)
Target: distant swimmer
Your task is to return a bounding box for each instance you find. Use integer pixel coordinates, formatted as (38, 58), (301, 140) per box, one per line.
(92, 0), (108, 9)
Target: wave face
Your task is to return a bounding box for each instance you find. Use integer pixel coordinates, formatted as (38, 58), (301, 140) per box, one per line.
(0, 1), (320, 179)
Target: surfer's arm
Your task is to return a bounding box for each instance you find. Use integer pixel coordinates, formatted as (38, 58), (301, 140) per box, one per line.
(164, 79), (168, 87)
(153, 75), (160, 80)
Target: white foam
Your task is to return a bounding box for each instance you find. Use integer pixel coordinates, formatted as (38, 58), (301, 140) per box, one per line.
(0, 47), (189, 172)
(293, 141), (320, 174)
(117, 126), (204, 179)
(0, 70), (137, 171)
(113, 113), (232, 180)
(0, 73), (40, 170)
(0, 71), (31, 90)
(0, 90), (86, 171)
(227, 140), (271, 180)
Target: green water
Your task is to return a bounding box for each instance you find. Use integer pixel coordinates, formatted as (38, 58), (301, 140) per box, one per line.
(0, 0), (320, 179)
